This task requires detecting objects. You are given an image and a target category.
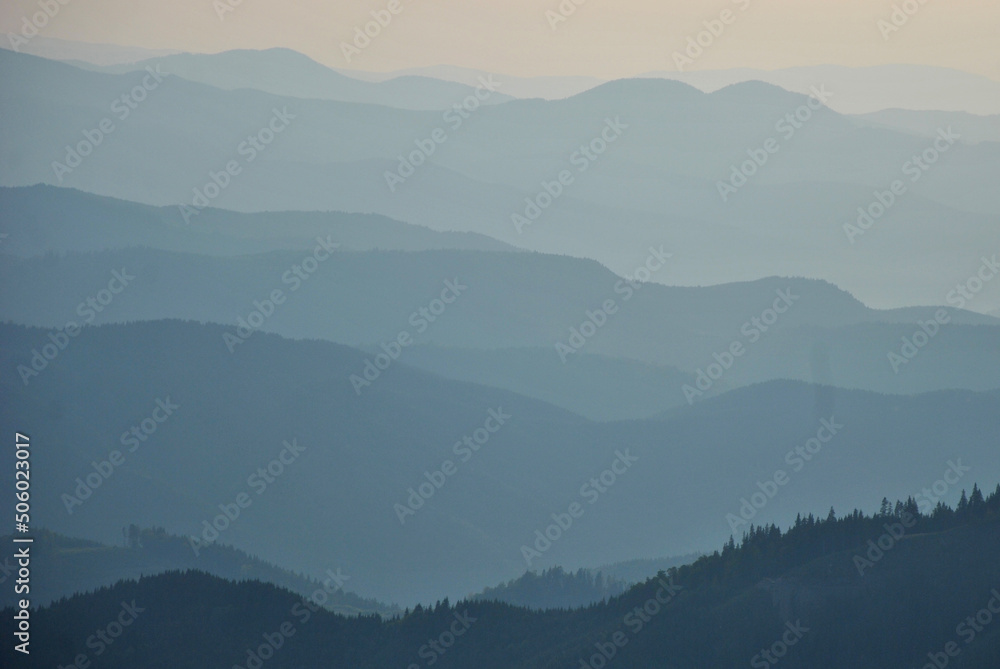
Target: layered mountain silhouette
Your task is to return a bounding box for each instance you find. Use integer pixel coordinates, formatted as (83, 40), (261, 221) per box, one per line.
(75, 48), (516, 110)
(2, 234), (996, 401)
(2, 38), (998, 667)
(3, 50), (999, 309)
(2, 320), (998, 602)
(4, 491), (998, 667)
(0, 528), (396, 615)
(0, 185), (515, 256)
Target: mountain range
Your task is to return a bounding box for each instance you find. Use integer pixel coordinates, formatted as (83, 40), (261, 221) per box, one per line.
(2, 319), (998, 603)
(5, 492), (999, 668)
(3, 50), (999, 310)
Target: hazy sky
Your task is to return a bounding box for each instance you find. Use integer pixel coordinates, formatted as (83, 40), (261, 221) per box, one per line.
(2, 0), (998, 80)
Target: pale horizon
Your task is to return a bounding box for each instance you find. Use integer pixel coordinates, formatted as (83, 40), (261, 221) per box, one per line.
(2, 0), (999, 81)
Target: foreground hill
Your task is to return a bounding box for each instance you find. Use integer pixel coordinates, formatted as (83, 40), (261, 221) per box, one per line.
(4, 490), (998, 668)
(2, 320), (998, 603)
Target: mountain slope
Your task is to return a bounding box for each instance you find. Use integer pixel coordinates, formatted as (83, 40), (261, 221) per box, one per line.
(5, 496), (998, 668)
(2, 320), (998, 603)
(853, 109), (1000, 145)
(401, 346), (697, 421)
(1, 247), (996, 396)
(0, 185), (516, 256)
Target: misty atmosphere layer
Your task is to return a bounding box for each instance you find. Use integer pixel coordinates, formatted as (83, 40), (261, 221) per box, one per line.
(1, 2), (998, 668)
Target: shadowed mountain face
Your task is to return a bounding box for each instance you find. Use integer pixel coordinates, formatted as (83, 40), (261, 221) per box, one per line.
(2, 320), (998, 603)
(3, 50), (999, 311)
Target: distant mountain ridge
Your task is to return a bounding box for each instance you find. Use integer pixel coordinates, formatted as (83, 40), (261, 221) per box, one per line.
(1, 246), (996, 398)
(70, 47), (516, 110)
(639, 64), (1000, 115)
(4, 50), (998, 310)
(0, 34), (183, 65)
(336, 61), (1000, 115)
(10, 40), (998, 114)
(0, 185), (517, 257)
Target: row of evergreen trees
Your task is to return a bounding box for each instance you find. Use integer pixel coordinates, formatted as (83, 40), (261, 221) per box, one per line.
(677, 483), (1000, 595)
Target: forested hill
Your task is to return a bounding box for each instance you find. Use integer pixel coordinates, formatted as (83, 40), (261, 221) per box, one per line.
(6, 485), (999, 668)
(468, 566), (629, 610)
(0, 527), (398, 615)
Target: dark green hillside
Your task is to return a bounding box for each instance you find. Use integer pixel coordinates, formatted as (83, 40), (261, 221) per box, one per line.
(5, 486), (998, 668)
